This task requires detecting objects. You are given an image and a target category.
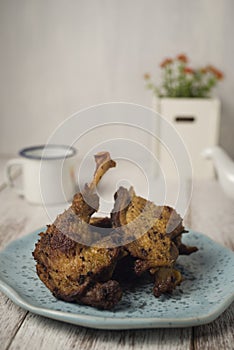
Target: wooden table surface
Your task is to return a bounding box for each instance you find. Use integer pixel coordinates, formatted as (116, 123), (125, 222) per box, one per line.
(0, 158), (233, 350)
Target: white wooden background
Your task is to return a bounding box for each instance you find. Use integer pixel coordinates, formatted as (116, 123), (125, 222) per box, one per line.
(0, 0), (234, 159)
(0, 158), (233, 350)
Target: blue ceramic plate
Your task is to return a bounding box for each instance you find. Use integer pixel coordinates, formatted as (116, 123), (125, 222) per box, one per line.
(0, 228), (233, 329)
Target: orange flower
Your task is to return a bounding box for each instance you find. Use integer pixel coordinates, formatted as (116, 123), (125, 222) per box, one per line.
(200, 67), (209, 74)
(184, 67), (194, 74)
(144, 73), (151, 80)
(207, 65), (224, 80)
(160, 58), (173, 68)
(177, 54), (188, 63)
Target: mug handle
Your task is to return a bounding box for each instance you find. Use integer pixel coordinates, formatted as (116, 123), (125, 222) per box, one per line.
(5, 158), (24, 196)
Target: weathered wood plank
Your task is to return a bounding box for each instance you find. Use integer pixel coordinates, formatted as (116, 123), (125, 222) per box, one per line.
(7, 313), (193, 350)
(0, 293), (27, 350)
(190, 180), (234, 246)
(190, 180), (234, 350)
(0, 159), (31, 349)
(193, 303), (234, 350)
(0, 179), (67, 248)
(0, 185), (49, 349)
(0, 191), (48, 249)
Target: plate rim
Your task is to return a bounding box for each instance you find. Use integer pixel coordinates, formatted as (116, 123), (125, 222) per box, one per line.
(0, 229), (234, 329)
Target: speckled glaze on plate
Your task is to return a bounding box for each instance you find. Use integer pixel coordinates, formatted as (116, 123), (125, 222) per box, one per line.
(0, 228), (233, 329)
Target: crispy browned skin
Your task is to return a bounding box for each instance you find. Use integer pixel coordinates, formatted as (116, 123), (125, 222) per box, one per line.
(111, 187), (180, 272)
(111, 186), (197, 296)
(33, 152), (123, 309)
(33, 222), (121, 305)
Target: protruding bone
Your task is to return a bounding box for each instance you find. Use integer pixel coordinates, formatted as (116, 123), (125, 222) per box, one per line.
(88, 152), (116, 191)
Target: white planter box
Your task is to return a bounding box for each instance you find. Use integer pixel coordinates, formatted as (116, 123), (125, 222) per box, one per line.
(154, 98), (221, 179)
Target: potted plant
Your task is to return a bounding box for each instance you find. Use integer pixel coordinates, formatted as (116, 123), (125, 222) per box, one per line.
(144, 54), (224, 179)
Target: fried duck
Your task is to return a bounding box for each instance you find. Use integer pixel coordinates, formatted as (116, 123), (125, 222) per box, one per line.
(33, 152), (197, 309)
(33, 152), (123, 309)
(111, 186), (197, 297)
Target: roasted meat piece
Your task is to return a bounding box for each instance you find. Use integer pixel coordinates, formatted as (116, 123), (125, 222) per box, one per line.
(34, 224), (122, 309)
(33, 152), (122, 309)
(33, 151), (198, 309)
(111, 186), (197, 296)
(153, 267), (182, 297)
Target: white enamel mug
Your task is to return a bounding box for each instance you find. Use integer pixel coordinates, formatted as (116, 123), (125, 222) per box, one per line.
(5, 145), (78, 205)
